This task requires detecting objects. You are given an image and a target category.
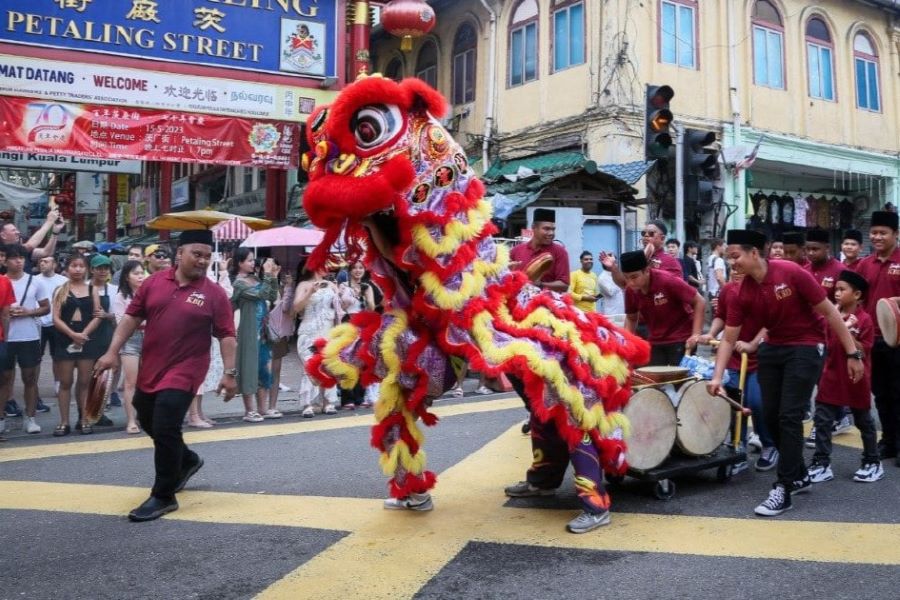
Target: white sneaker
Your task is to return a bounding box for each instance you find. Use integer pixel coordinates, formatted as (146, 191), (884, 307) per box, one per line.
(242, 412), (264, 423)
(475, 386), (493, 395)
(832, 415), (853, 435)
(263, 409), (283, 419)
(324, 405), (337, 415)
(566, 510), (611, 533)
(301, 406), (314, 418)
(853, 462), (885, 483)
(807, 460), (834, 483)
(24, 416), (41, 434)
(383, 492), (433, 511)
(747, 432), (762, 452)
(278, 383), (292, 392)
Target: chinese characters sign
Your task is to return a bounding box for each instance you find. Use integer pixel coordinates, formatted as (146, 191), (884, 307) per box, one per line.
(2, 0), (338, 78)
(0, 54), (329, 121)
(0, 96), (299, 169)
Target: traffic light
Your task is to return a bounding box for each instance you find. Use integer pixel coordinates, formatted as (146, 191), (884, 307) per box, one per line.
(645, 85), (674, 160)
(684, 128), (719, 179)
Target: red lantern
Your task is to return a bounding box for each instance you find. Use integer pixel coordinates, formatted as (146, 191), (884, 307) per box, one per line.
(381, 0), (436, 52)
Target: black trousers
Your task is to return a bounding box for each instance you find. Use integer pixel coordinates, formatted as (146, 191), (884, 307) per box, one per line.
(871, 341), (900, 452)
(133, 388), (199, 500)
(649, 342), (685, 367)
(813, 403), (879, 465)
(756, 344), (824, 488)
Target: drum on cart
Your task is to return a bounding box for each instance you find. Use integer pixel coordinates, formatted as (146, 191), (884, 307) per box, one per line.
(674, 380), (732, 456)
(623, 387), (677, 471)
(876, 297), (900, 348)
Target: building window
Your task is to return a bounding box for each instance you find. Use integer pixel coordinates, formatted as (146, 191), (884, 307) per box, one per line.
(854, 32), (880, 112)
(806, 17), (834, 101)
(751, 0), (784, 89)
(509, 0), (538, 86)
(385, 57), (403, 82)
(552, 1), (585, 71)
(660, 0), (696, 69)
(415, 40), (438, 88)
(452, 23), (477, 104)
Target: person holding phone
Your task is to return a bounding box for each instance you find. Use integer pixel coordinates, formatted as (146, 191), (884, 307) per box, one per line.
(230, 249), (279, 423)
(293, 262), (343, 417)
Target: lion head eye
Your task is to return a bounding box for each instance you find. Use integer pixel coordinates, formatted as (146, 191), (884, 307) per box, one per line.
(350, 104), (403, 151)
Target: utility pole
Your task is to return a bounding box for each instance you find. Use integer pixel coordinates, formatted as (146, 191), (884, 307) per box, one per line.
(674, 122), (685, 244)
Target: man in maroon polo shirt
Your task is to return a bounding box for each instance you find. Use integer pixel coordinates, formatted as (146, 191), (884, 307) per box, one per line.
(708, 230), (863, 517)
(804, 229), (845, 303)
(509, 208), (570, 292)
(605, 220), (682, 287)
(95, 229), (237, 522)
(620, 250), (705, 366)
(855, 211), (900, 463)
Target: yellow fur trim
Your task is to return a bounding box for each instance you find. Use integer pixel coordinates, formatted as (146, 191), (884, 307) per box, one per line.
(410, 200), (492, 258)
(470, 311), (628, 435)
(419, 245), (510, 311)
(320, 323), (362, 389)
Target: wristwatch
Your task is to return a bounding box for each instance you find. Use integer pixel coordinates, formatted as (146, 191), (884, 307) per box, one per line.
(223, 368), (237, 376)
(847, 350), (864, 361)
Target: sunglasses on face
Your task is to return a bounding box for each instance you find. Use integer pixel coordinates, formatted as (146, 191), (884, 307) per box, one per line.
(152, 252), (170, 259)
(640, 230), (659, 237)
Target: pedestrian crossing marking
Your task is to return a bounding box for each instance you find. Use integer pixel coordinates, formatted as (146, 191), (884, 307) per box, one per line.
(0, 396), (524, 463)
(1, 423), (898, 600)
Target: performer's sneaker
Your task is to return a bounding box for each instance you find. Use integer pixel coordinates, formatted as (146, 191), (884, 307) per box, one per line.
(853, 462), (885, 483)
(791, 475), (813, 494)
(566, 510), (610, 534)
(128, 496), (178, 522)
(747, 432), (762, 452)
(755, 447), (779, 472)
(807, 460), (833, 484)
(504, 481), (556, 497)
(754, 483), (791, 516)
(804, 430), (816, 448)
(383, 493), (433, 511)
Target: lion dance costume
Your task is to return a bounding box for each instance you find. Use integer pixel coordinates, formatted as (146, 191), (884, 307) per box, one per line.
(302, 75), (649, 517)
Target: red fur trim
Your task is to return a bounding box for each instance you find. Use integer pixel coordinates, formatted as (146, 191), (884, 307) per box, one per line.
(388, 471), (437, 498)
(399, 78), (448, 118)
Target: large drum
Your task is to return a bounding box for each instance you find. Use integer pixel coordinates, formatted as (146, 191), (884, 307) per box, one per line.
(876, 297), (900, 348)
(623, 388), (677, 471)
(675, 381), (731, 456)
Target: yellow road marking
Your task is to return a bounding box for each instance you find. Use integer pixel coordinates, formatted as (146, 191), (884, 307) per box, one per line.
(0, 396), (523, 463)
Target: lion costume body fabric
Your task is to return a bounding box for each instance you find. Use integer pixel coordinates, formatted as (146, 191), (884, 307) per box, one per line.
(301, 76), (649, 502)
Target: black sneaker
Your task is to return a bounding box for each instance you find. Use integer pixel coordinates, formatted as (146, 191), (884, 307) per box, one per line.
(791, 476), (813, 495)
(4, 399), (22, 417)
(35, 398), (50, 413)
(754, 484), (791, 516)
(95, 414), (114, 427)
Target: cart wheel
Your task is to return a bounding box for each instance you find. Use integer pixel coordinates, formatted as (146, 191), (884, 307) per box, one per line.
(716, 464), (733, 483)
(653, 479), (676, 500)
(606, 473), (625, 485)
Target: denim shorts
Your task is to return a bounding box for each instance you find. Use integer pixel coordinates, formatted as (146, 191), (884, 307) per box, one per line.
(121, 331), (144, 357)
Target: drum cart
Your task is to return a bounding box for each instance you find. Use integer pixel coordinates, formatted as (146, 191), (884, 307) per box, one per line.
(612, 352), (751, 500)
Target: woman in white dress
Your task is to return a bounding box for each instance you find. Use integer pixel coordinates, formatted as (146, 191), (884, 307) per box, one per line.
(293, 264), (342, 417)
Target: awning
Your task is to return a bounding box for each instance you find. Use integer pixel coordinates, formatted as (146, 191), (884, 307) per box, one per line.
(483, 151), (653, 217)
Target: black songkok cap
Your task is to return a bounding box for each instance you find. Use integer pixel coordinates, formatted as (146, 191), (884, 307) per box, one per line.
(806, 229), (830, 244)
(838, 269), (869, 294)
(532, 208), (556, 224)
(619, 250), (648, 273)
(782, 231), (806, 246)
(178, 229), (214, 247)
(726, 229), (767, 251)
(843, 229), (863, 244)
(871, 211), (899, 231)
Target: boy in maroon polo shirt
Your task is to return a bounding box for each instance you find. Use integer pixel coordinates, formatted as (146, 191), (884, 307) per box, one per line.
(855, 211), (900, 463)
(807, 270), (882, 484)
(95, 230), (237, 522)
(804, 229), (845, 303)
(782, 231), (810, 268)
(620, 250), (705, 366)
(708, 230), (863, 517)
(841, 229), (864, 271)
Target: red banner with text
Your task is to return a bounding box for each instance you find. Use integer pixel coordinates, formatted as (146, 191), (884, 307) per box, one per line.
(0, 96), (298, 169)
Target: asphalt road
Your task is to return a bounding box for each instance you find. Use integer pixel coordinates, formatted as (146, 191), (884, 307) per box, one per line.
(2, 391), (900, 599)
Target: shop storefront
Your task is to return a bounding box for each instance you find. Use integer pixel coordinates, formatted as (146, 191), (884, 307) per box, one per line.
(0, 0), (344, 241)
